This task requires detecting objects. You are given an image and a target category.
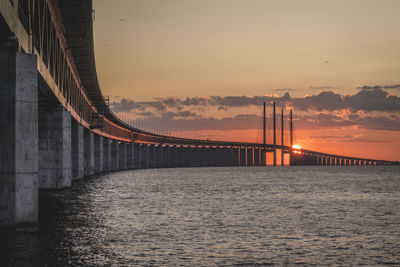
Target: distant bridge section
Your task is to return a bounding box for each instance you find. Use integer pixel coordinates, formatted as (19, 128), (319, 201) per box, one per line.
(0, 0), (398, 228)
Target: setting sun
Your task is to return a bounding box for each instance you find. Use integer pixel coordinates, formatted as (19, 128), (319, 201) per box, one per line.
(292, 144), (302, 150)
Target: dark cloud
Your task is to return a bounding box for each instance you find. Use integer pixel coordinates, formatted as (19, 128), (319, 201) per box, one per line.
(133, 111), (399, 133)
(295, 113), (400, 131)
(111, 99), (166, 112)
(344, 88), (400, 112)
(274, 88), (295, 92)
(357, 84), (400, 90)
(292, 88), (400, 112)
(137, 114), (260, 131)
(162, 111), (197, 119)
(292, 91), (345, 111)
(138, 111), (155, 117)
(111, 88), (400, 113)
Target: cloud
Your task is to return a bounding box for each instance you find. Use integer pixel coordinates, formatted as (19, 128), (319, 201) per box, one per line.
(344, 88), (400, 112)
(111, 88), (400, 113)
(295, 113), (400, 131)
(357, 84), (400, 90)
(275, 88), (295, 92)
(138, 111), (155, 117)
(291, 91), (345, 111)
(162, 111), (198, 119)
(136, 114), (261, 131)
(131, 111), (400, 132)
(292, 88), (400, 112)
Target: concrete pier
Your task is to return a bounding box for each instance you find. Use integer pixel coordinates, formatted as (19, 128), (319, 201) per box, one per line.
(133, 143), (141, 169)
(240, 147), (247, 166)
(111, 141), (119, 171)
(103, 138), (111, 171)
(0, 53), (38, 226)
(232, 147), (239, 166)
(94, 135), (104, 173)
(72, 121), (84, 179)
(84, 129), (95, 175)
(119, 142), (127, 170)
(254, 148), (260, 166)
(127, 143), (134, 169)
(247, 147), (254, 166)
(38, 107), (72, 189)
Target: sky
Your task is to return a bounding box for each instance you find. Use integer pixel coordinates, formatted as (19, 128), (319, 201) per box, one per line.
(93, 0), (400, 161)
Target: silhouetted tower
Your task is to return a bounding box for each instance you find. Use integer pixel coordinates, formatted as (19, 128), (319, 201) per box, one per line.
(290, 109), (293, 147)
(263, 102), (266, 146)
(263, 102), (266, 166)
(281, 108), (284, 166)
(273, 102), (277, 166)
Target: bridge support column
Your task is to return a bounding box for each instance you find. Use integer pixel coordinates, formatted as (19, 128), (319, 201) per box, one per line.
(223, 147), (231, 166)
(71, 120), (84, 179)
(111, 140), (119, 171)
(84, 129), (95, 175)
(192, 147), (199, 167)
(126, 143), (134, 169)
(179, 146), (185, 167)
(247, 147), (254, 166)
(163, 146), (169, 168)
(254, 148), (260, 166)
(148, 144), (155, 168)
(94, 135), (103, 173)
(199, 146), (205, 167)
(155, 145), (162, 168)
(103, 138), (111, 171)
(240, 147), (247, 166)
(0, 52), (38, 226)
(219, 147), (224, 167)
(144, 145), (150, 168)
(168, 146), (176, 168)
(133, 143), (141, 169)
(207, 147), (215, 167)
(39, 107), (72, 188)
(203, 147), (211, 167)
(261, 149), (266, 166)
(119, 142), (127, 170)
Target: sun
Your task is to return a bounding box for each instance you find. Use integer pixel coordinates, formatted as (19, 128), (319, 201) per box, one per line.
(292, 144), (302, 150)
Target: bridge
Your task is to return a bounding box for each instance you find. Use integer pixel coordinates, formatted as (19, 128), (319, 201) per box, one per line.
(0, 0), (397, 227)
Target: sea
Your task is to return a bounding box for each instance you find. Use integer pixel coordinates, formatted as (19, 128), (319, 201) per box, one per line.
(1, 166), (400, 266)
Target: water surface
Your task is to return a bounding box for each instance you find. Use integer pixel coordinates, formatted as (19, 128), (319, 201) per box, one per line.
(1, 166), (400, 266)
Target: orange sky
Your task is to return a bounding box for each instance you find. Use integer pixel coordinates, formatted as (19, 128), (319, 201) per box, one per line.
(92, 0), (400, 161)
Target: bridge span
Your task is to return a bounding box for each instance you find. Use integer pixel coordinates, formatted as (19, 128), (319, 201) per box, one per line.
(0, 0), (397, 227)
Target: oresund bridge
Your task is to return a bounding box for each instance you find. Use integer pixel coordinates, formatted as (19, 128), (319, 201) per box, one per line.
(0, 0), (397, 227)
